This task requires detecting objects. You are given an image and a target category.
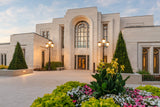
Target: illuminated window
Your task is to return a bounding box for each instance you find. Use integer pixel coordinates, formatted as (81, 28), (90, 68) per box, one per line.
(153, 48), (159, 73)
(75, 21), (89, 48)
(142, 48), (149, 71)
(103, 24), (108, 40)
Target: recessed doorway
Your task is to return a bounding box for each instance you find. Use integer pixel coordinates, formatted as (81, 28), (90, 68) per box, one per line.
(78, 55), (86, 69)
(75, 55), (89, 70)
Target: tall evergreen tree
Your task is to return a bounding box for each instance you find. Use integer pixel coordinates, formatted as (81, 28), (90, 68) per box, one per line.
(113, 31), (133, 73)
(8, 42), (28, 70)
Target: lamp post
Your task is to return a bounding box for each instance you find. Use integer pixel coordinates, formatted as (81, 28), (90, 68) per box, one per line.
(98, 38), (110, 62)
(45, 40), (54, 70)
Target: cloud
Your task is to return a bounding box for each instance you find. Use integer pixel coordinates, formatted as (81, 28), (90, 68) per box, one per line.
(0, 1), (76, 43)
(0, 36), (10, 43)
(148, 0), (160, 25)
(0, 0), (15, 6)
(121, 8), (138, 16)
(96, 0), (120, 6)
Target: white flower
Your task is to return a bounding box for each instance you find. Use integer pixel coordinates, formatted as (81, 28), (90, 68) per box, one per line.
(158, 100), (160, 106)
(150, 101), (155, 105)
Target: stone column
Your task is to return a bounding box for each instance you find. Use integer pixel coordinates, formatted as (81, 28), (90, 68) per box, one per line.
(149, 46), (153, 74)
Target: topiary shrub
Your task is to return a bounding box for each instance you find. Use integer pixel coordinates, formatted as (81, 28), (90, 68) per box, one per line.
(45, 61), (63, 70)
(30, 81), (86, 107)
(8, 42), (28, 70)
(113, 31), (133, 73)
(136, 85), (160, 96)
(81, 97), (120, 107)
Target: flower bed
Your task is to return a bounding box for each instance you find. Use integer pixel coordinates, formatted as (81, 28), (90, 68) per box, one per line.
(30, 59), (160, 107)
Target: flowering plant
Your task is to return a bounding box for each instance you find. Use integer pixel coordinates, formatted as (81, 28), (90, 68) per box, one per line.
(101, 93), (135, 107)
(124, 87), (160, 106)
(96, 60), (111, 72)
(90, 59), (129, 98)
(67, 85), (94, 107)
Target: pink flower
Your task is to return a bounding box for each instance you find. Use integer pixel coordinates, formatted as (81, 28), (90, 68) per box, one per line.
(73, 100), (76, 103)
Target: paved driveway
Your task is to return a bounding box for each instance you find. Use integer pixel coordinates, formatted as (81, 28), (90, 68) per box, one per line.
(0, 70), (94, 107)
(0, 70), (159, 107)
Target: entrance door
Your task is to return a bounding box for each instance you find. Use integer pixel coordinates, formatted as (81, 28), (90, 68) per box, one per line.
(78, 55), (86, 69)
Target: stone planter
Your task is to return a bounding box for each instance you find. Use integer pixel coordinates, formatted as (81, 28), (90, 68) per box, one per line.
(121, 73), (142, 84)
(0, 69), (33, 76)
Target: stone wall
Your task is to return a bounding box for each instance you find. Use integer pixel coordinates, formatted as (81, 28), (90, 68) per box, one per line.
(33, 33), (50, 68)
(122, 26), (160, 73)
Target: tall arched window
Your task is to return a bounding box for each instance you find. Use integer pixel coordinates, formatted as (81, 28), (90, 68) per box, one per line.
(75, 21), (89, 48)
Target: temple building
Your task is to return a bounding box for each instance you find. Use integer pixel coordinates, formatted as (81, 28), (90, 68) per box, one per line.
(0, 7), (159, 73)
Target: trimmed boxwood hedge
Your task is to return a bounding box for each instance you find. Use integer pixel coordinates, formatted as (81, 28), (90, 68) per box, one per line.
(30, 81), (86, 107)
(45, 62), (63, 70)
(136, 85), (160, 96)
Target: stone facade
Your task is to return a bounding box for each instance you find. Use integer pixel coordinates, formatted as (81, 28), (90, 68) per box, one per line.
(0, 7), (159, 73)
(0, 33), (50, 69)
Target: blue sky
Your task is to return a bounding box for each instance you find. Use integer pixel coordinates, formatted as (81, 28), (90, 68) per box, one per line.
(0, 0), (160, 43)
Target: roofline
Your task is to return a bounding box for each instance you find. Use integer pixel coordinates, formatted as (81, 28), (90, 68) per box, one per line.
(121, 15), (153, 18)
(36, 22), (52, 25)
(0, 43), (10, 45)
(67, 6), (97, 11)
(11, 32), (51, 41)
(122, 25), (160, 30)
(11, 32), (36, 35)
(102, 13), (120, 15)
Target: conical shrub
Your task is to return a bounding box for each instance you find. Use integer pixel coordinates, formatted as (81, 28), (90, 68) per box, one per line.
(113, 31), (133, 73)
(8, 42), (28, 70)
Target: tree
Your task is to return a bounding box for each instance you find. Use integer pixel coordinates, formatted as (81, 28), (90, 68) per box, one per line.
(113, 31), (133, 73)
(8, 42), (28, 70)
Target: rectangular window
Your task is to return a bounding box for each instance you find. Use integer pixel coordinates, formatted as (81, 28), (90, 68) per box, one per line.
(42, 31), (45, 37)
(46, 31), (49, 38)
(61, 27), (64, 48)
(62, 55), (64, 67)
(42, 51), (45, 68)
(142, 48), (149, 71)
(74, 55), (76, 69)
(1, 54), (3, 65)
(4, 54), (6, 65)
(153, 48), (159, 73)
(103, 24), (108, 40)
(87, 55), (89, 70)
